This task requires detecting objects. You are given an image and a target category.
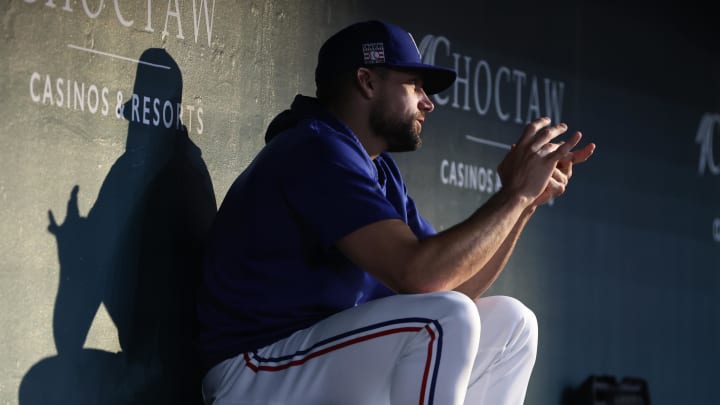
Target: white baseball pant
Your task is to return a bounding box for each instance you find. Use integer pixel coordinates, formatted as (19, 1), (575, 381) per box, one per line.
(202, 291), (538, 405)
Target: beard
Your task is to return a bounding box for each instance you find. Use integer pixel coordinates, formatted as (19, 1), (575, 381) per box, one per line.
(369, 101), (422, 153)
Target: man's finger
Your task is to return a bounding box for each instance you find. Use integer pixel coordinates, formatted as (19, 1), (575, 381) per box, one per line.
(532, 123), (569, 151)
(538, 142), (560, 158)
(517, 117), (552, 147)
(557, 158), (574, 179)
(545, 176), (566, 198)
(551, 167), (569, 187)
(550, 131), (582, 161)
(571, 142), (596, 164)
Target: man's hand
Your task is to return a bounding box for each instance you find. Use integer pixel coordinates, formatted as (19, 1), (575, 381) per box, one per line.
(497, 117), (595, 208)
(497, 117), (579, 206)
(532, 133), (595, 206)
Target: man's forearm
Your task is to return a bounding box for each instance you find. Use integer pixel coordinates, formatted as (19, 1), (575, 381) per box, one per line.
(453, 206), (535, 299)
(405, 188), (531, 293)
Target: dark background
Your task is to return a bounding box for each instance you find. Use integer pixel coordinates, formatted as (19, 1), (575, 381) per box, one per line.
(2, 1), (718, 404)
(368, 1), (720, 403)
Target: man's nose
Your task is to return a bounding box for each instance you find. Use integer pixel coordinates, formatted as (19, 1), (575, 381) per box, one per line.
(419, 89), (434, 113)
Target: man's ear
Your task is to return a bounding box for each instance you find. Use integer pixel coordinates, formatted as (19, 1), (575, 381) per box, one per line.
(355, 67), (375, 100)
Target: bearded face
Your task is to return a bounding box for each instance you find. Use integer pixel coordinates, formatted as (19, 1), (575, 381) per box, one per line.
(369, 96), (423, 153)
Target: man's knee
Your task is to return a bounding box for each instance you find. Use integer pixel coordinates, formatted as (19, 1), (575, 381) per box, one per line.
(492, 295), (537, 326)
(478, 295), (538, 353)
(422, 291), (481, 335)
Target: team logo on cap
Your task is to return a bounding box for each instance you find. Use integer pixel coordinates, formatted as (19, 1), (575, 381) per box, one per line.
(363, 42), (385, 64)
(408, 33), (421, 58)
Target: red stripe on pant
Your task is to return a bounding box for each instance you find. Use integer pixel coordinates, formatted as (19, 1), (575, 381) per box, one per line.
(418, 324), (437, 405)
(243, 324), (438, 404)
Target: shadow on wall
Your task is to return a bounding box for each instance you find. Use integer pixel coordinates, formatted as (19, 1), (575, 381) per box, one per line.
(19, 49), (217, 404)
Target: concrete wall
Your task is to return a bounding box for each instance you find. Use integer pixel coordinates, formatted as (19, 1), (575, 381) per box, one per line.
(1, 1), (718, 404)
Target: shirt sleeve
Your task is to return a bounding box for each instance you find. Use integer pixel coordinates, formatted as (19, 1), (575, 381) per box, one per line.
(282, 131), (403, 248)
(377, 152), (437, 240)
(405, 194), (436, 239)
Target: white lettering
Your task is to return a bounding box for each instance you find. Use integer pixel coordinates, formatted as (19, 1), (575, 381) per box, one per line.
(131, 93), (140, 122)
(145, 0), (154, 32)
(495, 66), (510, 122)
(28, 73), (208, 131)
(113, 0), (133, 27)
(30, 72), (41, 102)
(66, 80), (71, 109)
(452, 53), (471, 111)
(44, 0), (72, 10)
(419, 34), (565, 125)
(544, 79), (564, 123)
(142, 95), (151, 125)
(526, 76), (540, 122)
(87, 84), (99, 113)
(191, 0), (216, 46)
(28, 74), (116, 116)
(81, 0), (104, 19)
(116, 91), (124, 118)
(479, 167), (491, 192)
(101, 87), (109, 115)
(440, 160), (449, 184)
(512, 69), (526, 124)
(473, 60), (491, 115)
(696, 113), (720, 176)
(440, 159), (502, 194)
(196, 106), (204, 134)
(152, 98), (161, 126)
(73, 81), (84, 110)
(55, 78), (64, 107)
(163, 0), (185, 39)
(24, 0), (218, 47)
(185, 104), (195, 132)
(43, 75), (54, 105)
(162, 100), (173, 128)
(176, 102), (182, 129)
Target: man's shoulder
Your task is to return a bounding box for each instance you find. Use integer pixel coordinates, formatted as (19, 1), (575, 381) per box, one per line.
(270, 117), (368, 162)
(376, 152), (404, 179)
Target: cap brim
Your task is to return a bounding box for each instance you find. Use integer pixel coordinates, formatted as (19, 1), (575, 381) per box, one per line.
(390, 63), (457, 95)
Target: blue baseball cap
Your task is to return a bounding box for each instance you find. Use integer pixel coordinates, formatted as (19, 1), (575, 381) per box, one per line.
(315, 20), (457, 95)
